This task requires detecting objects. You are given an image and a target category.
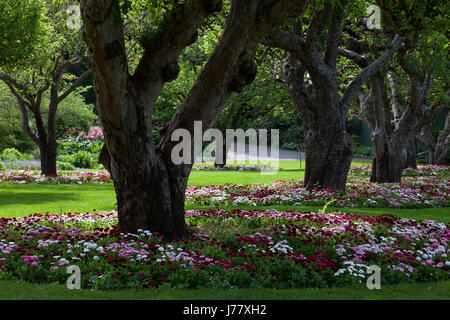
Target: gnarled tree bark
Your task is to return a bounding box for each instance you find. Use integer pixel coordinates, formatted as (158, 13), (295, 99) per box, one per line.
(353, 57), (430, 182)
(417, 106), (450, 164)
(263, 2), (402, 190)
(81, 0), (308, 238)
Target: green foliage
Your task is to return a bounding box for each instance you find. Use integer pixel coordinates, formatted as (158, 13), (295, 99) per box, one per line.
(356, 146), (374, 157)
(377, 0), (447, 34)
(0, 80), (37, 154)
(58, 139), (103, 156)
(319, 199), (337, 213)
(0, 0), (43, 69)
(19, 153), (35, 161)
(0, 118), (37, 154)
(57, 161), (75, 170)
(57, 138), (103, 169)
(71, 150), (95, 169)
(2, 148), (22, 161)
(53, 88), (97, 138)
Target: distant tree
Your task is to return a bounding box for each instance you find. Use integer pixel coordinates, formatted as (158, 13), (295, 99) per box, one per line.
(0, 1), (92, 175)
(347, 0), (448, 182)
(417, 105), (449, 164)
(0, 83), (37, 153)
(263, 0), (403, 190)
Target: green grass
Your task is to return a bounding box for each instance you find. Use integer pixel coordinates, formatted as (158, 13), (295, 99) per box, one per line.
(189, 160), (371, 186)
(0, 184), (116, 217)
(0, 280), (448, 300)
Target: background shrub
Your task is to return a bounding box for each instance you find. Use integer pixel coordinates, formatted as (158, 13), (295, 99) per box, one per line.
(57, 161), (76, 170)
(2, 148), (22, 161)
(72, 151), (95, 169)
(355, 146), (374, 157)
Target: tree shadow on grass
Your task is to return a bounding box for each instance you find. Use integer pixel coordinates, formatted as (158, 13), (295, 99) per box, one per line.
(0, 191), (78, 206)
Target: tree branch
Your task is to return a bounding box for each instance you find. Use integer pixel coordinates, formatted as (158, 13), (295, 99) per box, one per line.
(340, 35), (403, 111)
(324, 5), (345, 71)
(0, 75), (40, 146)
(261, 31), (305, 60)
(57, 69), (92, 103)
(387, 71), (404, 125)
(305, 4), (331, 47)
(133, 0), (222, 82)
(0, 72), (35, 106)
(158, 0), (308, 156)
(337, 48), (370, 68)
(398, 46), (422, 78)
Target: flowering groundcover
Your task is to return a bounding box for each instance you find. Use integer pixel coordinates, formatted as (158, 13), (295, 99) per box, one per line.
(186, 177), (450, 209)
(0, 209), (448, 290)
(0, 170), (112, 184)
(192, 165), (277, 171)
(349, 165), (450, 178)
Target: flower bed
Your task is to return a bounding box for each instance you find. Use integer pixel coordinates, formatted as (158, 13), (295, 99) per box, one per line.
(186, 178), (450, 208)
(350, 165), (450, 178)
(0, 170), (112, 184)
(0, 160), (41, 171)
(192, 165), (277, 171)
(0, 210), (448, 290)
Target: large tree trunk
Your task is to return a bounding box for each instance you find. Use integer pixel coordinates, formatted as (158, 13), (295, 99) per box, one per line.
(81, 0), (308, 237)
(112, 149), (189, 237)
(281, 51), (355, 191)
(35, 111), (58, 176)
(417, 109), (449, 165)
(370, 72), (410, 182)
(404, 135), (417, 169)
(434, 112), (450, 164)
(303, 116), (354, 189)
(362, 69), (425, 183)
(40, 142), (58, 176)
(214, 140), (229, 168)
(97, 87), (191, 236)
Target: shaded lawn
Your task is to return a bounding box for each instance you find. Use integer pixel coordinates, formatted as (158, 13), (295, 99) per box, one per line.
(0, 280), (448, 300)
(0, 184), (116, 217)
